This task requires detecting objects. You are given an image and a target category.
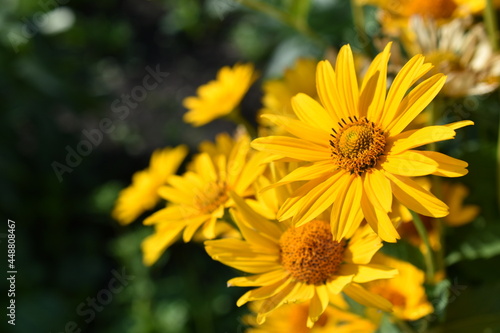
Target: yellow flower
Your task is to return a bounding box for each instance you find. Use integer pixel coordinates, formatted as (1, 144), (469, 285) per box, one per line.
(183, 63), (258, 126)
(407, 17), (500, 97)
(252, 43), (473, 243)
(205, 193), (397, 328)
(244, 301), (377, 333)
(112, 145), (188, 225)
(442, 182), (479, 226)
(259, 59), (317, 136)
(366, 253), (434, 321)
(141, 132), (266, 266)
(359, 0), (494, 35)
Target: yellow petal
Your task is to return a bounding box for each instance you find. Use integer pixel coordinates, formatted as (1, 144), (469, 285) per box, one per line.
(381, 55), (426, 129)
(229, 192), (283, 245)
(388, 126), (456, 155)
(251, 136), (330, 161)
(292, 170), (346, 226)
(307, 285), (329, 328)
(331, 174), (364, 241)
(158, 185), (193, 204)
(141, 222), (185, 266)
(361, 190), (400, 243)
(232, 151), (268, 194)
(413, 151), (469, 177)
(264, 160), (333, 191)
(316, 60), (348, 120)
(381, 150), (438, 177)
(360, 42), (391, 122)
(237, 278), (292, 307)
(387, 74), (446, 135)
(142, 205), (187, 225)
(364, 169), (392, 212)
(326, 270), (355, 294)
(257, 281), (301, 317)
(261, 114), (330, 146)
(385, 172), (449, 218)
(278, 174), (331, 221)
(343, 225), (382, 265)
(194, 153), (217, 181)
(183, 214), (212, 242)
(351, 264), (398, 283)
(227, 269), (289, 287)
(343, 283), (393, 312)
(291, 93), (337, 133)
(336, 44), (360, 117)
(444, 120), (474, 130)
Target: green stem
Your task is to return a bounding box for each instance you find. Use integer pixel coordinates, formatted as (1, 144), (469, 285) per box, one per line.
(410, 210), (436, 284)
(484, 0), (499, 51)
(497, 104), (500, 211)
(238, 0), (326, 47)
(349, 0), (372, 58)
(392, 315), (416, 333)
(225, 107), (257, 138)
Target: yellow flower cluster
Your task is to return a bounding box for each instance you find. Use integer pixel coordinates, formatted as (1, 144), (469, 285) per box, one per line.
(112, 17), (486, 328)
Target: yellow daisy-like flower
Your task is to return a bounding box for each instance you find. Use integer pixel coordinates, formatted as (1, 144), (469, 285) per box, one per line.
(359, 0), (496, 35)
(141, 132), (266, 266)
(183, 63), (258, 126)
(205, 193), (397, 328)
(245, 301), (377, 333)
(366, 253), (434, 321)
(112, 145), (188, 225)
(442, 181), (479, 226)
(252, 43), (473, 243)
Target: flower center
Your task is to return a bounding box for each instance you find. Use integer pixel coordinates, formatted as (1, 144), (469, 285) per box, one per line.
(330, 116), (386, 175)
(402, 0), (457, 19)
(279, 220), (345, 285)
(194, 180), (228, 213)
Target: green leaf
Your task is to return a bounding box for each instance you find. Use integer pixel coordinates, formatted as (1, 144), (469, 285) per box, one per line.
(376, 314), (402, 333)
(445, 218), (500, 265)
(380, 240), (426, 272)
(427, 281), (500, 333)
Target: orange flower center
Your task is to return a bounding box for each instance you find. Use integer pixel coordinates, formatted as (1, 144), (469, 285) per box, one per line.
(279, 220), (345, 285)
(330, 116), (386, 175)
(194, 180), (228, 213)
(401, 0), (457, 19)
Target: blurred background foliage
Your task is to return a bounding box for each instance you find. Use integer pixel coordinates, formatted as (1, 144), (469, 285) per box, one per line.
(2, 0), (500, 332)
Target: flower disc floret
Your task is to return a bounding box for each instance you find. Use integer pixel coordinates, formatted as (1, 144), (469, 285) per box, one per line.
(279, 220), (345, 285)
(330, 116), (386, 175)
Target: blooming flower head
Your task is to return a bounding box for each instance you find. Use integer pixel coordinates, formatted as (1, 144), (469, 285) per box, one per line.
(112, 145), (188, 225)
(183, 63), (258, 126)
(205, 193), (397, 328)
(141, 131), (266, 266)
(358, 0), (494, 36)
(366, 253), (434, 320)
(409, 16), (500, 97)
(244, 300), (377, 333)
(252, 43), (473, 243)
